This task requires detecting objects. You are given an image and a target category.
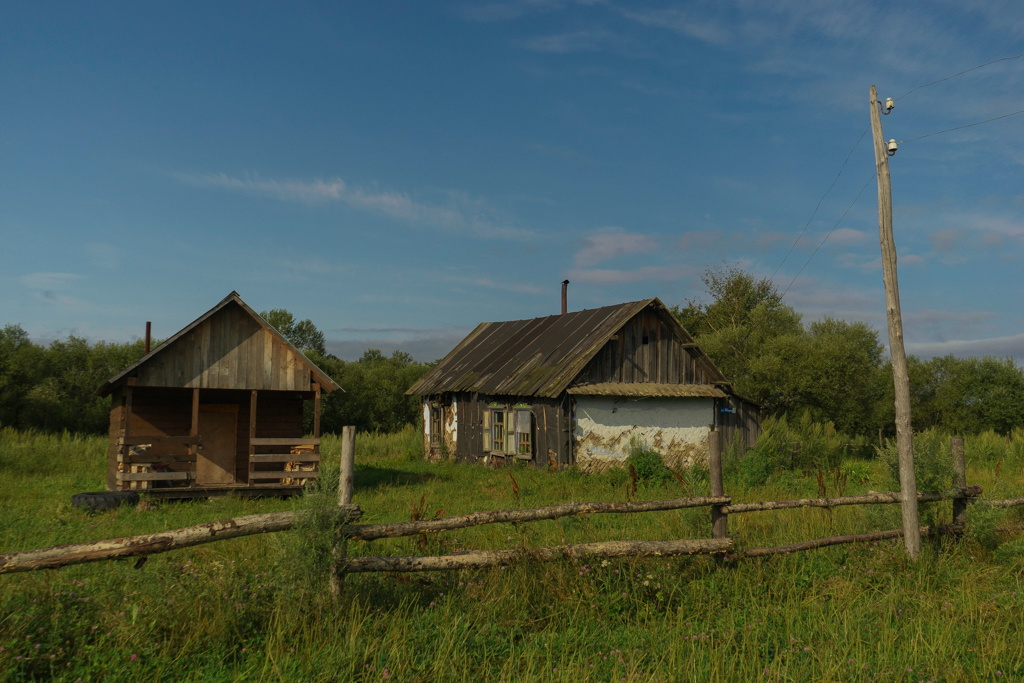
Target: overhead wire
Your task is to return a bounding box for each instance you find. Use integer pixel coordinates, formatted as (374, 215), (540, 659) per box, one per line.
(897, 107), (1024, 145)
(894, 51), (1024, 101)
(770, 127), (868, 281)
(779, 171), (878, 301)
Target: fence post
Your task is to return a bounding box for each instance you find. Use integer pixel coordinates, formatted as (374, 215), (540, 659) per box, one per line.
(709, 428), (727, 542)
(330, 426), (357, 597)
(952, 436), (967, 526)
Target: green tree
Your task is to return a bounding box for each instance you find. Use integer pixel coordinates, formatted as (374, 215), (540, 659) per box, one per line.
(259, 309), (327, 355)
(672, 264), (886, 434)
(0, 324), (46, 428)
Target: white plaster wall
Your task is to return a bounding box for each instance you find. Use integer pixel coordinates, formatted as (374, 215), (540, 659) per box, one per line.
(574, 396), (714, 470)
(444, 398), (458, 451)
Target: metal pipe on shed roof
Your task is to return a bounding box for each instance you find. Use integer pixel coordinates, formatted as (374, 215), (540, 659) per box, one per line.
(561, 280), (569, 315)
(145, 322), (151, 355)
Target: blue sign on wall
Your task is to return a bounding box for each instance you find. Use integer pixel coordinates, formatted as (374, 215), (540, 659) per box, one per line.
(719, 407), (736, 414)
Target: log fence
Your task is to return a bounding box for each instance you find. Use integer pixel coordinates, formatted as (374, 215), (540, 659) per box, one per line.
(2, 430), (1022, 584)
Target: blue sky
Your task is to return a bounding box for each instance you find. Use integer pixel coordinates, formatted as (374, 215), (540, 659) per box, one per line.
(2, 1), (1022, 362)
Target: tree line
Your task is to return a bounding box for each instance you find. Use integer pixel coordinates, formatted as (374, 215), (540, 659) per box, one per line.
(672, 264), (1024, 437)
(1, 272), (1020, 437)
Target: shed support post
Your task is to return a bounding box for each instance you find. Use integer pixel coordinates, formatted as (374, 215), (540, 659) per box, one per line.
(190, 388), (200, 488)
(331, 426), (357, 598)
(952, 437), (967, 525)
(248, 391), (257, 486)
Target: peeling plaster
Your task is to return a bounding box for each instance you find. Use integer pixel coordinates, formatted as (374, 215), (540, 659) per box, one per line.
(574, 396), (714, 471)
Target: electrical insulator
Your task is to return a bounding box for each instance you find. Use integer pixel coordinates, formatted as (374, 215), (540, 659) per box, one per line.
(887, 139), (898, 156)
(884, 97), (894, 112)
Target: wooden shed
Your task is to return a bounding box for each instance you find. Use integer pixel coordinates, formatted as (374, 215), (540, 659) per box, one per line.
(407, 298), (759, 471)
(96, 292), (341, 497)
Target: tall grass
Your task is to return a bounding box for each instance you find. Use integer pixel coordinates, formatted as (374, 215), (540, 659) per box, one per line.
(2, 426), (1024, 681)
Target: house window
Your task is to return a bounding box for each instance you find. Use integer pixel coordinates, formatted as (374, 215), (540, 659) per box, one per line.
(430, 404), (442, 445)
(491, 409), (505, 452)
(515, 408), (532, 456)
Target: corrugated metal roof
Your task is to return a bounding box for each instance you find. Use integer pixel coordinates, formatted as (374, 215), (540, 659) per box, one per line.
(567, 383), (727, 398)
(407, 298), (729, 399)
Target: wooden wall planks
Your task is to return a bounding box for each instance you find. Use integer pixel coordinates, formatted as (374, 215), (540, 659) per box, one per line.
(133, 302), (311, 392)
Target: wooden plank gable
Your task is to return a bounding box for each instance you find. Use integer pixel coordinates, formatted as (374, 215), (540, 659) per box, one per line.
(133, 301), (312, 392)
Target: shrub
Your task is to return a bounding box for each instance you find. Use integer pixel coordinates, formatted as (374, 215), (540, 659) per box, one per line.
(966, 503), (1006, 552)
(625, 436), (671, 484)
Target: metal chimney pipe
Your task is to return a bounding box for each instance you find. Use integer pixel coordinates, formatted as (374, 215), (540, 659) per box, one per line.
(561, 280), (569, 315)
(145, 321), (151, 354)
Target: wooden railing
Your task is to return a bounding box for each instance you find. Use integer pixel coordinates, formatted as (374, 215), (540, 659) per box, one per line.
(6, 433), (1021, 585)
(249, 437), (321, 486)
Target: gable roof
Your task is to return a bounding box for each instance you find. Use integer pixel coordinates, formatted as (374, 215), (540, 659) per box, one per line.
(407, 298), (729, 399)
(97, 291), (341, 396)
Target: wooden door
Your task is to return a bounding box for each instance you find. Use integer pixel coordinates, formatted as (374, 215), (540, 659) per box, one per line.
(197, 406), (238, 485)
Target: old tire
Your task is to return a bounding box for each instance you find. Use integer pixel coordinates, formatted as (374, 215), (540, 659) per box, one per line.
(71, 491), (140, 511)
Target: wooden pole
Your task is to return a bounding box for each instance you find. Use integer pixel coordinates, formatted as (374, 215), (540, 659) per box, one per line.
(344, 538), (731, 574)
(0, 507), (361, 574)
(870, 84), (920, 560)
(248, 390), (257, 486)
(330, 425), (357, 597)
(708, 429), (727, 541)
(190, 388), (200, 489)
(339, 426), (355, 506)
(952, 436), (967, 525)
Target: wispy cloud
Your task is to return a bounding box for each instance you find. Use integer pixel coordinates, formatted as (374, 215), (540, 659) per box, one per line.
(20, 272), (83, 291)
(905, 332), (1024, 360)
(519, 29), (639, 55)
(619, 7), (731, 46)
(176, 172), (536, 240)
(567, 265), (692, 285)
(828, 228), (868, 245)
(575, 229), (659, 267)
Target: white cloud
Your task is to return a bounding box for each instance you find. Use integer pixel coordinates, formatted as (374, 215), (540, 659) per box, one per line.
(905, 332), (1024, 360)
(828, 228), (868, 245)
(619, 8), (731, 46)
(20, 272), (83, 291)
(176, 172), (536, 240)
(567, 265), (692, 285)
(575, 229), (659, 266)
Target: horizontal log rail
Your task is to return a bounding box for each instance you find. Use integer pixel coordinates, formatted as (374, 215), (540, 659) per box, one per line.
(721, 486), (982, 514)
(250, 471), (319, 480)
(119, 435), (202, 446)
(0, 506), (362, 574)
(342, 538), (732, 574)
(249, 437), (320, 446)
(118, 453), (196, 464)
(117, 471), (195, 482)
(734, 524), (965, 559)
(977, 496), (1024, 508)
(250, 453), (321, 463)
(340, 496), (731, 541)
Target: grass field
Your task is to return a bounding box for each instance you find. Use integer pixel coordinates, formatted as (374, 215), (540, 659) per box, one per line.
(3, 426), (1024, 682)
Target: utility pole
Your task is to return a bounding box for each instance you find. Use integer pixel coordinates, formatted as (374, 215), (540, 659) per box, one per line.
(870, 84), (920, 560)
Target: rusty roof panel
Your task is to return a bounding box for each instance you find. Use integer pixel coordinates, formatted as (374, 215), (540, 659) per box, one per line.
(408, 300), (662, 399)
(567, 383), (727, 398)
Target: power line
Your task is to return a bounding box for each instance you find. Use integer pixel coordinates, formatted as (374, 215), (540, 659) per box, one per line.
(895, 51), (1024, 101)
(779, 171), (878, 301)
(770, 127), (869, 281)
(897, 107), (1024, 145)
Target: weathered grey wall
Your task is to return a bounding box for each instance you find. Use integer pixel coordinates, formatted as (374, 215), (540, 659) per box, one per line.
(573, 396), (714, 471)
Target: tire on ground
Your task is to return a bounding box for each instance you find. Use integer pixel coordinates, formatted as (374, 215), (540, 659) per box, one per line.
(71, 491), (140, 511)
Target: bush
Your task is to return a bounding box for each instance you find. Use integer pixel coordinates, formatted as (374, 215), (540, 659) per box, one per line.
(625, 436), (671, 484)
(966, 503), (1006, 552)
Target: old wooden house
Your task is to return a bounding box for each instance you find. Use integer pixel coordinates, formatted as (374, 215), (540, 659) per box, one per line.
(96, 291), (340, 497)
(407, 298), (759, 471)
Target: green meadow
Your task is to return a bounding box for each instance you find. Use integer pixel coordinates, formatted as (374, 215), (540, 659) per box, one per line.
(3, 426), (1024, 682)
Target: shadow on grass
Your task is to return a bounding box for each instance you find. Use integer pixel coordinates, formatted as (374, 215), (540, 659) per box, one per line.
(355, 464), (448, 490)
